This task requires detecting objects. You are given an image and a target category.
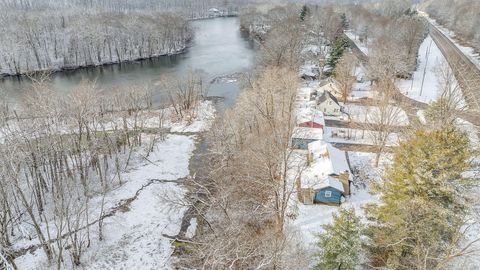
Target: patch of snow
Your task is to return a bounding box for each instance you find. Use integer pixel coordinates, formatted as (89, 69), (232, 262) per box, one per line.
(417, 110), (427, 125)
(185, 218), (197, 239)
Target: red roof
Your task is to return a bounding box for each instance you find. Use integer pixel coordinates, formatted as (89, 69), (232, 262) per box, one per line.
(298, 121), (324, 129)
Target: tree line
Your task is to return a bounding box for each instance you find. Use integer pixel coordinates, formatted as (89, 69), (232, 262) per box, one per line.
(422, 0), (480, 53)
(0, 8), (191, 75)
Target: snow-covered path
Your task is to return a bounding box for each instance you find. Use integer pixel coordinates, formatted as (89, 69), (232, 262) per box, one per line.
(398, 35), (446, 103)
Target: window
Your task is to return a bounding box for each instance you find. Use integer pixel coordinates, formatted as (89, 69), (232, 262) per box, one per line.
(324, 191), (332, 198)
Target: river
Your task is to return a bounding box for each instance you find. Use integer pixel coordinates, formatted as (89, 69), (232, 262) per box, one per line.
(0, 17), (256, 109)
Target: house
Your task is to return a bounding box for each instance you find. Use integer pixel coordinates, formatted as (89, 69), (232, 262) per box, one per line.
(307, 140), (351, 195)
(208, 8), (221, 17)
(318, 77), (341, 97)
(297, 111), (325, 130)
(291, 127), (323, 150)
(317, 90), (342, 116)
(297, 140), (352, 205)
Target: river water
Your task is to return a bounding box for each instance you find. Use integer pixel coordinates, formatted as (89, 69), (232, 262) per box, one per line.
(0, 17), (256, 109)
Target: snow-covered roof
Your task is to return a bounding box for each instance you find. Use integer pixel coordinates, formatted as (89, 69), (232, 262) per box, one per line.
(300, 64), (320, 78)
(301, 45), (321, 55)
(318, 90), (340, 106)
(326, 143), (350, 174)
(307, 140), (350, 175)
(292, 127), (323, 140)
(301, 141), (349, 191)
(297, 110), (325, 127)
(301, 169), (345, 191)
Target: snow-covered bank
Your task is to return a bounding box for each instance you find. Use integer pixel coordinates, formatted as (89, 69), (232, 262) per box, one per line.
(11, 101), (216, 269)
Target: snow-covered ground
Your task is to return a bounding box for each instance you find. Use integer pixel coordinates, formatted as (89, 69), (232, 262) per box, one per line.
(14, 134), (195, 270)
(12, 102), (215, 269)
(324, 127), (400, 147)
(344, 104), (409, 126)
(397, 35), (445, 103)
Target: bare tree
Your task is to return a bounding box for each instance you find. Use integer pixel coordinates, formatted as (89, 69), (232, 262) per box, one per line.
(334, 52), (357, 103)
(182, 67), (309, 269)
(365, 79), (404, 166)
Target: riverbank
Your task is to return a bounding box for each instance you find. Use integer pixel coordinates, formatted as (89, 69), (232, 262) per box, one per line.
(0, 46), (190, 79)
(10, 100), (216, 269)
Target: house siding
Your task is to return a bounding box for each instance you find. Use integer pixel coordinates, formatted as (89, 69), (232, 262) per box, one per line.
(292, 138), (319, 150)
(317, 101), (341, 116)
(314, 187), (342, 204)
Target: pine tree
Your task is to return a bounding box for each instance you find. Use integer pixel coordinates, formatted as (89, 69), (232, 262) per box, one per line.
(365, 127), (475, 269)
(340, 13), (349, 30)
(314, 208), (362, 270)
(300, 5), (309, 21)
(327, 37), (349, 70)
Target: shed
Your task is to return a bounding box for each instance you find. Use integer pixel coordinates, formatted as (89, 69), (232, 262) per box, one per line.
(291, 127), (323, 150)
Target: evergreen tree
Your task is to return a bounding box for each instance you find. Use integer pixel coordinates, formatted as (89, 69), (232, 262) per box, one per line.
(340, 13), (349, 30)
(327, 37), (349, 70)
(365, 127), (475, 269)
(300, 4), (309, 21)
(314, 208), (362, 270)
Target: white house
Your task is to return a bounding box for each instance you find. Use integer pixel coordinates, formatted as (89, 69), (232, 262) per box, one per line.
(296, 87), (315, 103)
(317, 90), (342, 116)
(318, 77), (341, 97)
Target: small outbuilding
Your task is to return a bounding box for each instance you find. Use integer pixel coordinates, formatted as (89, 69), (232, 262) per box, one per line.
(208, 8), (221, 17)
(291, 127), (323, 150)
